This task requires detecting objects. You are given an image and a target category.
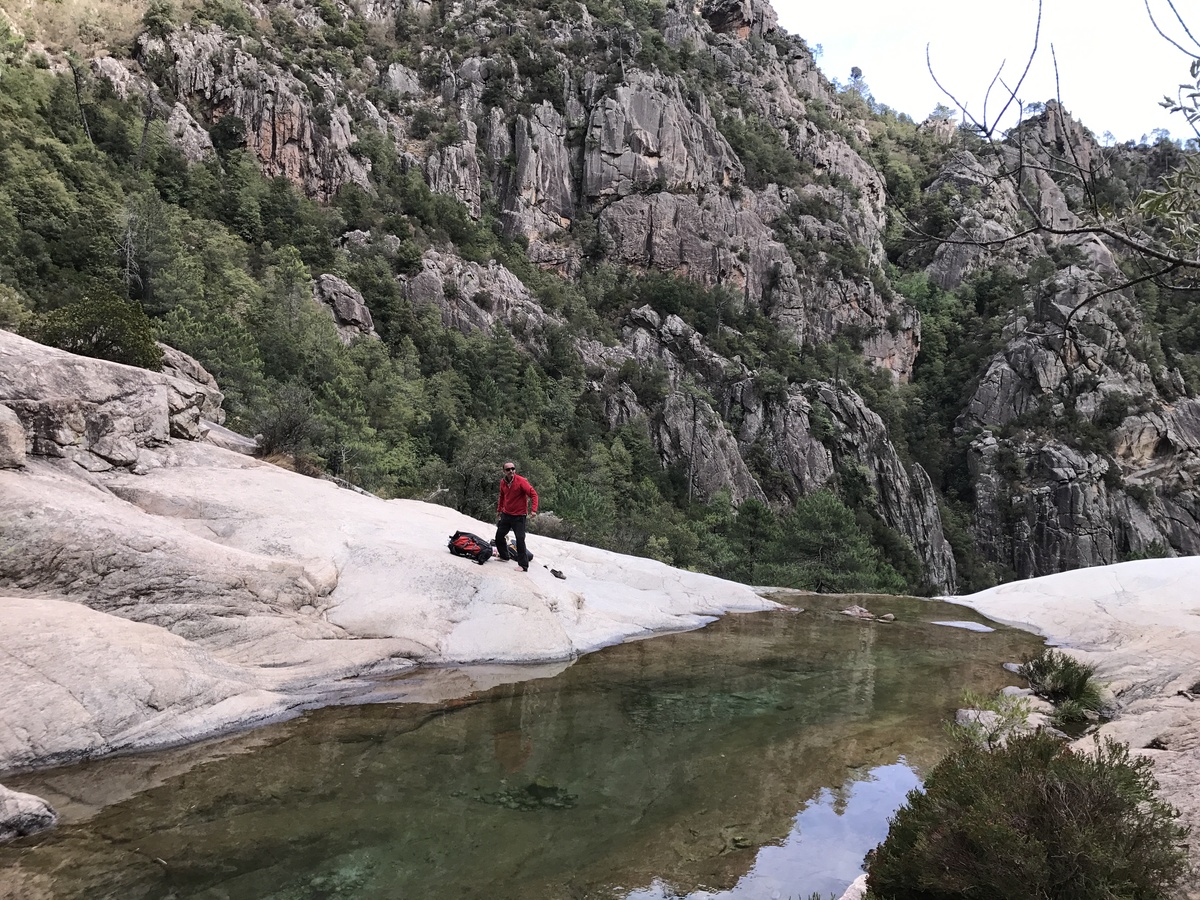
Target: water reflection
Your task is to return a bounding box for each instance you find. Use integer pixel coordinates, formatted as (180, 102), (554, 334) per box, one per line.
(626, 762), (919, 900)
(0, 596), (1042, 900)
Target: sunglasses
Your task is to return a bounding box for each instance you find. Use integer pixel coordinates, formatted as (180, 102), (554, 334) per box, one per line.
(503, 467), (515, 472)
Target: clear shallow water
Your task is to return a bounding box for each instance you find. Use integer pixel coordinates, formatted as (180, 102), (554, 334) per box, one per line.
(0, 594), (1043, 900)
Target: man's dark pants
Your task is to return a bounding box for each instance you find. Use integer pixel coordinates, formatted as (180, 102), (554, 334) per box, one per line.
(495, 513), (529, 570)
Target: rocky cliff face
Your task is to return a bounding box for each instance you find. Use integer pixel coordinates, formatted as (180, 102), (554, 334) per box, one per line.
(906, 105), (1200, 579)
(71, 0), (1198, 592)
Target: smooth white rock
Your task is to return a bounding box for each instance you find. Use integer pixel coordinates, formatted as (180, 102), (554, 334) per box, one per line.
(0, 439), (775, 771)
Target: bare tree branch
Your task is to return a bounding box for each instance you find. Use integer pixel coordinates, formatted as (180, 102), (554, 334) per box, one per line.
(1063, 262), (1182, 333)
(1147, 0), (1200, 55)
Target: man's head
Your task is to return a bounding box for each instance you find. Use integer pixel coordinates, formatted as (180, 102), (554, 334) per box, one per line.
(502, 462), (516, 482)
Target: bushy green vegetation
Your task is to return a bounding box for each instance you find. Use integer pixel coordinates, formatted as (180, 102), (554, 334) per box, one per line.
(868, 732), (1189, 900)
(36, 290), (163, 370)
(1019, 649), (1105, 724)
(0, 49), (925, 594)
(944, 689), (1033, 751)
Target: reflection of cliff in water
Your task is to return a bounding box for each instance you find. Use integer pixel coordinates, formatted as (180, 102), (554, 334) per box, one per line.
(0, 596), (1043, 900)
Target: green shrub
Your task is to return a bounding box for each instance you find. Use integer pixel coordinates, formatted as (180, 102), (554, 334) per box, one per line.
(37, 292), (163, 370)
(0, 283), (32, 332)
(867, 731), (1189, 900)
(1019, 649), (1103, 714)
(944, 689), (1032, 751)
(256, 382), (322, 456)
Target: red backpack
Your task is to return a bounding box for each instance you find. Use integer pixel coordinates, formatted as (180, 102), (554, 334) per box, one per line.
(448, 531), (493, 565)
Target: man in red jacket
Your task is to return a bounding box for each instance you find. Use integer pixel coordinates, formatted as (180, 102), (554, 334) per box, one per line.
(496, 461), (538, 572)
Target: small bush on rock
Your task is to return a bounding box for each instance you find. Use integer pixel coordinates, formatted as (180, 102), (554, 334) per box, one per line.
(866, 731), (1188, 900)
(1019, 649), (1104, 714)
(945, 689), (1032, 750)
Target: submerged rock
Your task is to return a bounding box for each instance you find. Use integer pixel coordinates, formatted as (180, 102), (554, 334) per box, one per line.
(477, 777), (577, 811)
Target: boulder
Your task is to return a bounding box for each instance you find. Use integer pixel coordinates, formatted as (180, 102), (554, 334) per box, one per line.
(0, 786), (56, 843)
(0, 329), (213, 468)
(313, 274), (378, 345)
(158, 342), (225, 425)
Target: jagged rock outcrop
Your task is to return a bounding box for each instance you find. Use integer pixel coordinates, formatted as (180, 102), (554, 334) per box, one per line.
(967, 434), (1182, 579)
(583, 71), (742, 199)
(922, 105), (1200, 578)
(735, 385), (836, 496)
(919, 123), (1115, 293)
(700, 0), (778, 38)
(426, 120), (483, 219)
(136, 25), (370, 199)
(919, 150), (1044, 292)
(383, 61), (421, 96)
(583, 306), (954, 590)
(313, 274), (379, 344)
(165, 102), (216, 162)
(401, 250), (556, 346)
(598, 190), (794, 308)
(816, 385), (957, 590)
(596, 188), (917, 381)
(500, 102), (575, 240)
(655, 390), (768, 505)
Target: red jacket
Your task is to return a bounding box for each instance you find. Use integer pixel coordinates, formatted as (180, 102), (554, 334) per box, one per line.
(498, 474), (538, 517)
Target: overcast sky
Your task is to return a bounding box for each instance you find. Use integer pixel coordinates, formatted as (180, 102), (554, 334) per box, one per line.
(771, 0), (1198, 144)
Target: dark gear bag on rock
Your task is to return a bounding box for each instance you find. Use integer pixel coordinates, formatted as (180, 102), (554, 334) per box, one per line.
(507, 540), (533, 564)
(491, 539), (534, 565)
(448, 531), (493, 564)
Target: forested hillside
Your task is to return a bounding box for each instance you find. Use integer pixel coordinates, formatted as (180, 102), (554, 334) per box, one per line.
(2, 0), (1198, 595)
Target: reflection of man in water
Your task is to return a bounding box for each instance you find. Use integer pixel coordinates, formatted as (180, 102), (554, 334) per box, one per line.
(495, 461), (537, 572)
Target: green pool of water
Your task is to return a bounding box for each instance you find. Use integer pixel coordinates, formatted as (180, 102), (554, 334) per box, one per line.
(0, 594), (1043, 900)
